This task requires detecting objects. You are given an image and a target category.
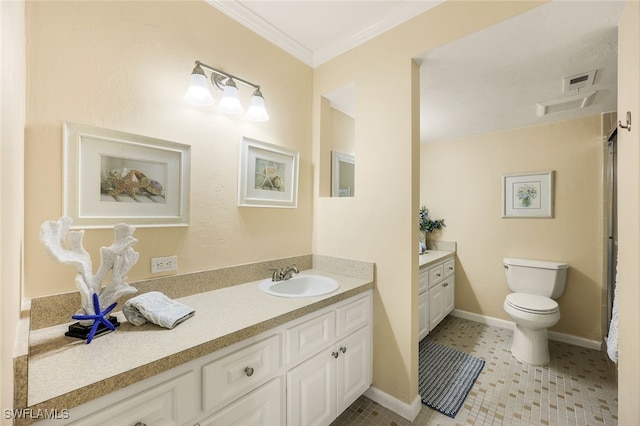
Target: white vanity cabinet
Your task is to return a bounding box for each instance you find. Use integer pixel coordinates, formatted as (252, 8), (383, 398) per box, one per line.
(418, 254), (455, 341)
(287, 294), (372, 426)
(43, 290), (372, 426)
(429, 257), (455, 331)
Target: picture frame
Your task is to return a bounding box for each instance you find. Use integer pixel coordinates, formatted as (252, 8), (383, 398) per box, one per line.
(502, 171), (554, 218)
(238, 137), (299, 208)
(63, 122), (191, 228)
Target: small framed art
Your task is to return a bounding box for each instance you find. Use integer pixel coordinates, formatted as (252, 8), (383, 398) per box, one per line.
(502, 171), (554, 218)
(63, 122), (191, 227)
(238, 137), (299, 208)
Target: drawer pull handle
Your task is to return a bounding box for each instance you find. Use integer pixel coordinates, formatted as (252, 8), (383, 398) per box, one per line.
(340, 346), (347, 354)
(448, 267), (454, 270)
(244, 367), (254, 377)
(443, 282), (448, 287)
(332, 351), (339, 359)
(436, 273), (441, 277)
(135, 423), (147, 426)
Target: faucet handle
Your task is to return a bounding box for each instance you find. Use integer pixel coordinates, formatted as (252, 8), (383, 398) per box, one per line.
(268, 267), (282, 281)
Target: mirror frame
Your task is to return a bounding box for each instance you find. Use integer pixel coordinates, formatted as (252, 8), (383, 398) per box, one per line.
(331, 151), (355, 197)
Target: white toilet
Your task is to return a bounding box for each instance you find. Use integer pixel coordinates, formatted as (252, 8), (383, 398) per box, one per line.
(503, 257), (568, 365)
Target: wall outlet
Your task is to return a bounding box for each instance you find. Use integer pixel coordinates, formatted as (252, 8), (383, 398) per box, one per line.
(151, 256), (177, 273)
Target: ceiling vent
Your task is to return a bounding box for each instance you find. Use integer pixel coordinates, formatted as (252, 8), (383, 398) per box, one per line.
(563, 70), (596, 92)
(536, 90), (597, 117)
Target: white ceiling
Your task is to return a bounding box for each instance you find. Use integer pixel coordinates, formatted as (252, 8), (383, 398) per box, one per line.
(206, 0), (443, 68)
(206, 0), (625, 143)
(417, 0), (624, 143)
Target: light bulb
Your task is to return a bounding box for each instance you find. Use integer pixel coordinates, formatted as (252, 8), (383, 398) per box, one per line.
(246, 89), (269, 121)
(218, 79), (243, 114)
(184, 66), (214, 106)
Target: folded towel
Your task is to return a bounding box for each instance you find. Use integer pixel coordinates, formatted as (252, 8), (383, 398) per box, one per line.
(123, 291), (195, 329)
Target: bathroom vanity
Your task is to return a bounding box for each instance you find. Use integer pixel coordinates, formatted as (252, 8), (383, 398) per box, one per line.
(418, 250), (456, 341)
(17, 256), (374, 426)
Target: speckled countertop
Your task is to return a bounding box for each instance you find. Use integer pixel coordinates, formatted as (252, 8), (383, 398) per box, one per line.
(419, 250), (455, 269)
(26, 267), (373, 412)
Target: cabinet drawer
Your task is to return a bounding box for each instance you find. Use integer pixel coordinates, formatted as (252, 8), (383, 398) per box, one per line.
(286, 311), (336, 365)
(69, 370), (197, 426)
(199, 377), (283, 426)
(443, 258), (455, 277)
(203, 334), (282, 412)
(337, 294), (371, 338)
(418, 269), (429, 295)
(428, 264), (445, 287)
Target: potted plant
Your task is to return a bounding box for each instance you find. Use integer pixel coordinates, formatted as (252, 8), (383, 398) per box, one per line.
(419, 206), (445, 252)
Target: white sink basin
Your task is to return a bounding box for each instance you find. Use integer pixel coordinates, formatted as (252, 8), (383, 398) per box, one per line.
(259, 274), (339, 298)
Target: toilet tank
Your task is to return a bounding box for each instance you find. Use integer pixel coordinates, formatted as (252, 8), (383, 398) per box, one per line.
(503, 258), (568, 298)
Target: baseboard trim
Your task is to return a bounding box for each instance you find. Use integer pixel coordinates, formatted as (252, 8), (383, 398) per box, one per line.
(364, 386), (422, 422)
(450, 309), (602, 351)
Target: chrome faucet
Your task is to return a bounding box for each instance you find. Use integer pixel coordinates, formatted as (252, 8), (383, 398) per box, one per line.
(269, 264), (299, 281)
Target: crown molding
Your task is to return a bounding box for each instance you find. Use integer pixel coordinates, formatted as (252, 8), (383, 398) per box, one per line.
(205, 0), (442, 68)
(205, 0), (315, 66)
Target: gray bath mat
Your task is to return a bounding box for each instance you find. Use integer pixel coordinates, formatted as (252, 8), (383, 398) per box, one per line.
(418, 338), (485, 418)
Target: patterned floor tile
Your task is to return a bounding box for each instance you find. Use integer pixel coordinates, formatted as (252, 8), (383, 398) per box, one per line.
(331, 316), (617, 426)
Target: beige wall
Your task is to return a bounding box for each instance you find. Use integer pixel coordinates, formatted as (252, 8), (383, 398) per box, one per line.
(1, 0), (26, 422)
(616, 1), (640, 423)
(331, 108), (355, 155)
(312, 0), (544, 408)
(421, 115), (605, 341)
(24, 1), (313, 298)
(319, 100), (355, 197)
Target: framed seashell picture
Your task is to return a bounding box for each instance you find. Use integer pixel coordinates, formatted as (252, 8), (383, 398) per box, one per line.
(237, 137), (299, 208)
(63, 122), (191, 227)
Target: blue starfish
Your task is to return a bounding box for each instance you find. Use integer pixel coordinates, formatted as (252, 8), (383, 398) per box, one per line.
(72, 293), (117, 344)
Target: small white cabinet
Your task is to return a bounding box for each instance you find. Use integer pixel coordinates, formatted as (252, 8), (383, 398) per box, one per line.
(419, 254), (455, 340)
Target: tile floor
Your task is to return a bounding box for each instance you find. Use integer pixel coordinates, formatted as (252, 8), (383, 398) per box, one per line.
(332, 315), (618, 426)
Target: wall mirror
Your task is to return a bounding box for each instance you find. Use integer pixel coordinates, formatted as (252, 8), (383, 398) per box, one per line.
(320, 82), (355, 197)
(331, 151), (355, 197)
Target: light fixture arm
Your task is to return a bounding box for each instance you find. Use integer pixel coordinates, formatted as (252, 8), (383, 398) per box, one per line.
(195, 60), (260, 91)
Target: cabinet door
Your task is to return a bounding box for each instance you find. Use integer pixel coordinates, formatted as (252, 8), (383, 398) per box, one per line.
(336, 326), (371, 414)
(286, 312), (336, 366)
(429, 283), (445, 331)
(198, 378), (283, 426)
(442, 277), (455, 316)
(287, 349), (336, 426)
(418, 291), (429, 341)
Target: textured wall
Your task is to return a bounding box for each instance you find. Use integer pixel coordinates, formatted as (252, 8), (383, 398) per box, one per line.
(24, 1), (313, 298)
(421, 115), (605, 341)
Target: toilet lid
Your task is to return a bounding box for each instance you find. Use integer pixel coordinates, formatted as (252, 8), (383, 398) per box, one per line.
(506, 293), (558, 314)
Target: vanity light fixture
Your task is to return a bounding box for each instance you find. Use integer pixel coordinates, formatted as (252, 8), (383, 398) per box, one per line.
(184, 60), (269, 121)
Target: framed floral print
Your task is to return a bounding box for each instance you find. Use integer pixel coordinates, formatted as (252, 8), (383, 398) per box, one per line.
(502, 171), (554, 218)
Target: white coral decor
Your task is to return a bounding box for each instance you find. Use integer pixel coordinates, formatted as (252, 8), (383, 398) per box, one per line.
(39, 216), (139, 325)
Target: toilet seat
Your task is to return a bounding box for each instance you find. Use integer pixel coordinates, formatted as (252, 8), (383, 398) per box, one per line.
(505, 292), (558, 315)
